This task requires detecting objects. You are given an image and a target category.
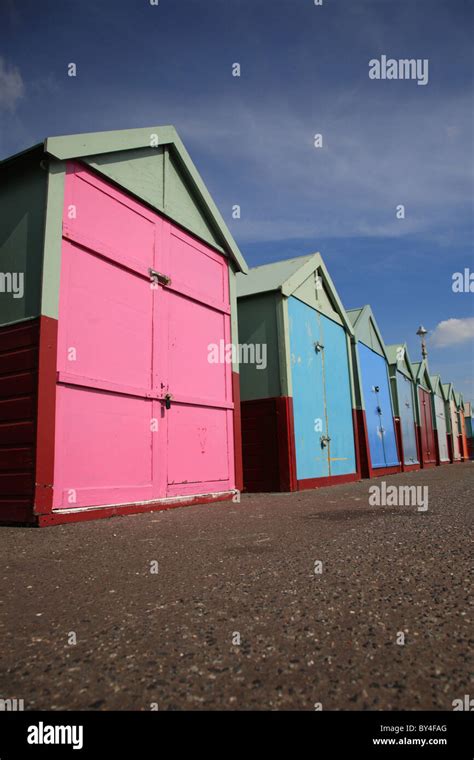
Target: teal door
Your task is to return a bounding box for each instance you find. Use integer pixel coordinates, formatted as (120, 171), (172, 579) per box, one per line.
(289, 297), (328, 479)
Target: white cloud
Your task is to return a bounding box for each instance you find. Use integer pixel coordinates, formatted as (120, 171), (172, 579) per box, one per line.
(0, 58), (24, 113)
(141, 89), (473, 243)
(430, 318), (474, 348)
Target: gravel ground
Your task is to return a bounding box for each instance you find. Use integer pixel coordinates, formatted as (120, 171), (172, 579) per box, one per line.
(0, 463), (472, 711)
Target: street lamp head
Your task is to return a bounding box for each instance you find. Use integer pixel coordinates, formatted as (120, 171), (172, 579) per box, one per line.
(416, 325), (428, 359)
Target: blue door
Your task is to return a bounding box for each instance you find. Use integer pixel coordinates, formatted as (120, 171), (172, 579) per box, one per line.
(289, 297), (328, 479)
(289, 297), (356, 481)
(358, 342), (399, 468)
(320, 314), (356, 477)
(396, 371), (418, 464)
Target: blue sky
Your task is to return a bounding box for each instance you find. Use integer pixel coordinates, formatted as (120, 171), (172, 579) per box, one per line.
(1, 0), (473, 397)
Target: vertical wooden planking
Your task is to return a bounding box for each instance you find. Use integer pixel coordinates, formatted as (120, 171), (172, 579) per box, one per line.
(288, 297), (328, 480)
(320, 313), (356, 477)
(396, 371), (419, 465)
(358, 342), (399, 469)
(0, 320), (40, 522)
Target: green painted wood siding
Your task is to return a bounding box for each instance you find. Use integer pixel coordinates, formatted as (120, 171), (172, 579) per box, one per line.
(238, 292), (281, 400)
(0, 153), (47, 326)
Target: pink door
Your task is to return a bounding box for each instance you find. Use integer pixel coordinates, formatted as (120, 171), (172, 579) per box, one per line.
(53, 163), (234, 510)
(155, 221), (234, 497)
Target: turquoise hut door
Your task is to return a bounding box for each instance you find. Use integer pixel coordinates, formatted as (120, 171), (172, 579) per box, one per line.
(319, 313), (356, 477)
(289, 297), (356, 482)
(289, 298), (329, 479)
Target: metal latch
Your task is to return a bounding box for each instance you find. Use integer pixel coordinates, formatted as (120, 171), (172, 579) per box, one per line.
(164, 393), (173, 410)
(314, 341), (324, 352)
(149, 268), (172, 286)
(320, 434), (331, 447)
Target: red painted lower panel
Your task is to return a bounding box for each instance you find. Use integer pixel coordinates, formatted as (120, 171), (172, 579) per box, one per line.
(36, 492), (234, 526)
(241, 396), (297, 492)
(354, 409), (370, 479)
(297, 472), (359, 491)
(467, 439), (474, 461)
(34, 316), (58, 514)
(369, 465), (402, 478)
(0, 319), (40, 524)
(275, 396), (297, 492)
(0, 501), (37, 525)
(241, 398), (280, 491)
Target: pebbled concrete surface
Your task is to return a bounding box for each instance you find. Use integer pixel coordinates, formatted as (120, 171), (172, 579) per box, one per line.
(0, 463), (472, 711)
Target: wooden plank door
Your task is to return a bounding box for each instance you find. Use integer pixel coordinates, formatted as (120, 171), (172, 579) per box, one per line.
(288, 297), (329, 480)
(450, 401), (461, 460)
(319, 313), (356, 477)
(418, 388), (436, 465)
(54, 163), (158, 509)
(154, 222), (234, 497)
(396, 371), (418, 465)
(359, 343), (398, 468)
(434, 395), (449, 462)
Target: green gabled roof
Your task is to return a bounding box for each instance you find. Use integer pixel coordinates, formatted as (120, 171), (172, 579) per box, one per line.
(236, 254), (315, 298)
(347, 307), (363, 325)
(412, 359), (435, 392)
(454, 391), (464, 410)
(236, 252), (355, 335)
(430, 374), (448, 401)
(347, 304), (388, 361)
(2, 126), (247, 274)
(442, 382), (454, 402)
(386, 342), (416, 381)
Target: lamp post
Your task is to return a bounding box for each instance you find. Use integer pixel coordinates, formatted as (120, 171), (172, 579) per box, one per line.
(416, 325), (428, 360)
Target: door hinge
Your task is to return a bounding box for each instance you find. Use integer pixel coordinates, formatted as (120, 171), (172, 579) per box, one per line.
(149, 268), (172, 286)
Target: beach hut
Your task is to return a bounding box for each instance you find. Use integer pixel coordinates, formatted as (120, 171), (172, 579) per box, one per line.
(443, 383), (462, 462)
(237, 253), (358, 492)
(0, 127), (248, 525)
(464, 401), (474, 460)
(347, 306), (400, 478)
(430, 375), (450, 464)
(386, 343), (420, 471)
(455, 392), (469, 460)
(412, 360), (437, 468)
